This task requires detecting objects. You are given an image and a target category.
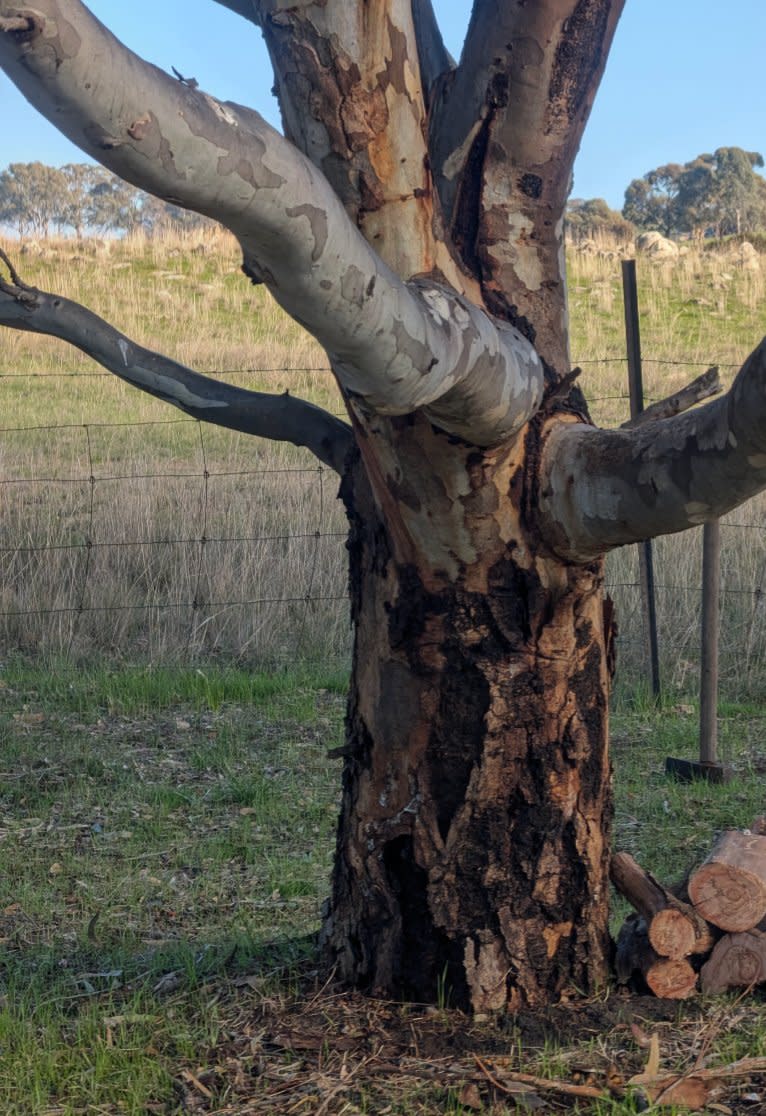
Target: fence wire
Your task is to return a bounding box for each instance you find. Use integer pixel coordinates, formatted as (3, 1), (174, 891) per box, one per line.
(1, 361), (765, 695)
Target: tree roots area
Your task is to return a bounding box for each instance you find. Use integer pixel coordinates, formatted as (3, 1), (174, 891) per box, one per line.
(184, 967), (766, 1114)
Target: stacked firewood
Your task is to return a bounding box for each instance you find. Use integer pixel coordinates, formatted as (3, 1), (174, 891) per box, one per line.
(612, 818), (766, 998)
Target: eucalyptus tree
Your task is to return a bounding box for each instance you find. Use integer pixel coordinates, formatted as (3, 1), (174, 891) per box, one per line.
(0, 160), (68, 236)
(1, 1), (765, 1013)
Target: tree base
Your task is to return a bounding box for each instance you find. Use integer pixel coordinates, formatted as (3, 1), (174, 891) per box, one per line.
(320, 449), (614, 1012)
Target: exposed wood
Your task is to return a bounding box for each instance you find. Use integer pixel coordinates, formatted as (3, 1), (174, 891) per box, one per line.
(688, 831), (766, 932)
(700, 929), (766, 994)
(610, 852), (715, 958)
(620, 366), (722, 429)
(615, 915), (697, 998)
(250, 0), (466, 287)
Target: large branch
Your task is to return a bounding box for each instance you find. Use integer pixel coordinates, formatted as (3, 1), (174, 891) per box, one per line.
(0, 0), (544, 445)
(538, 338), (766, 562)
(0, 252), (352, 474)
(210, 1), (259, 25)
(429, 0), (625, 370)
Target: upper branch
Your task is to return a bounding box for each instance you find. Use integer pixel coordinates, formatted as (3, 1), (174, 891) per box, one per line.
(0, 252), (353, 474)
(227, 0), (465, 286)
(0, 0), (544, 445)
(538, 338), (766, 562)
(411, 0), (455, 107)
(428, 0), (625, 370)
(210, 1), (259, 26)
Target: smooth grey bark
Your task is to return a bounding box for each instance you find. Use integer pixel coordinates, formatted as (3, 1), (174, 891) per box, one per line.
(0, 0), (544, 446)
(539, 338), (766, 561)
(0, 252), (352, 473)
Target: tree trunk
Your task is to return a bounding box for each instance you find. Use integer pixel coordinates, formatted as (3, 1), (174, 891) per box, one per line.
(320, 418), (614, 1012)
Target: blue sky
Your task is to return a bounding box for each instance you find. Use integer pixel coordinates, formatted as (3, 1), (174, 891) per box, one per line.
(1, 1), (764, 210)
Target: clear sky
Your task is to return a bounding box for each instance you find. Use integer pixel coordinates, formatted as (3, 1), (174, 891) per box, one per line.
(1, 1), (764, 211)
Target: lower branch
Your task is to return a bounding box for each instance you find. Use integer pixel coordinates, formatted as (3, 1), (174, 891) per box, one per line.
(620, 366), (722, 429)
(0, 254), (352, 474)
(538, 337), (766, 561)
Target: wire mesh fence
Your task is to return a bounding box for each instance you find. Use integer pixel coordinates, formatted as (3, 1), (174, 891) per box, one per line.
(1, 360), (765, 700)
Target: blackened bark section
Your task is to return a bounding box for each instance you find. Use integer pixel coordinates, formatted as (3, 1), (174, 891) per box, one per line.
(549, 0), (611, 121)
(449, 104), (491, 281)
(429, 658), (488, 843)
(322, 442), (612, 1012)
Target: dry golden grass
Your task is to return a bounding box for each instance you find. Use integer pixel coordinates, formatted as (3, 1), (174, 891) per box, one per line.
(1, 229), (765, 693)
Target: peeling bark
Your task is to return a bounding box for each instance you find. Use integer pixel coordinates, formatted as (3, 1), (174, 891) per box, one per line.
(251, 0), (467, 288)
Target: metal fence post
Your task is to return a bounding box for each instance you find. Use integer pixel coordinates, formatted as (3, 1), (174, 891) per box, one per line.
(621, 259), (661, 702)
(699, 519), (721, 764)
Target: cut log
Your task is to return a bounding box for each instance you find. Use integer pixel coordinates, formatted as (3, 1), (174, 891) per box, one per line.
(700, 929), (766, 994)
(610, 851), (715, 958)
(615, 914), (698, 999)
(688, 831), (766, 932)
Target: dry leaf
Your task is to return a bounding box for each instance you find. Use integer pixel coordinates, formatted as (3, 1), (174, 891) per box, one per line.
(459, 1082), (483, 1110)
(629, 1072), (716, 1110)
(646, 1032), (661, 1078)
(631, 1022), (653, 1049)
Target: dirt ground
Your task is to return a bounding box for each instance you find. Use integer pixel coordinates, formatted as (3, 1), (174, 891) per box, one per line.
(172, 962), (766, 1114)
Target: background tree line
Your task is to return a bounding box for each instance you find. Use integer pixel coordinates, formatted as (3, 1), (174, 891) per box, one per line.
(3, 146), (764, 245)
(0, 161), (214, 238)
(568, 145), (766, 244)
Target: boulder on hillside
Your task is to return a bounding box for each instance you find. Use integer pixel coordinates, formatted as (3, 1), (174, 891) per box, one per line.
(636, 231), (680, 259)
(736, 241), (761, 272)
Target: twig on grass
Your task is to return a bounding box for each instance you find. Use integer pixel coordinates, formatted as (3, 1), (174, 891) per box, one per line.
(473, 1053), (607, 1100)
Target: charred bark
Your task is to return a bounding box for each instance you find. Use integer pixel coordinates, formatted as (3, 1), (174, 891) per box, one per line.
(321, 422), (613, 1012)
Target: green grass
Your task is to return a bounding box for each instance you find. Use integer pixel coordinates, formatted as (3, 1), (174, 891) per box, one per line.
(0, 660), (765, 1112)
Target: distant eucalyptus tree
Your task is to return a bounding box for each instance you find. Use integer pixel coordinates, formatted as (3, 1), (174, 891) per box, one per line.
(0, 160), (67, 236)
